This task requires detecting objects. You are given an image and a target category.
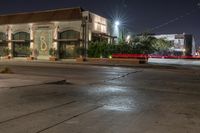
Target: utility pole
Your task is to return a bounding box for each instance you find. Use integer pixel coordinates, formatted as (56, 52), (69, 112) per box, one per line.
(82, 16), (87, 60)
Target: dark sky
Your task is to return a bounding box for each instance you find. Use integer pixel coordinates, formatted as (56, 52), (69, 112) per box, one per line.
(0, 0), (200, 45)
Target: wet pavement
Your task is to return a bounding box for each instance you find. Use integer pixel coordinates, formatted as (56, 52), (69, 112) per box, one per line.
(0, 61), (200, 133)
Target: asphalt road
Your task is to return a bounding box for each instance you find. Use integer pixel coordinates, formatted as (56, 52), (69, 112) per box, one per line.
(0, 61), (200, 133)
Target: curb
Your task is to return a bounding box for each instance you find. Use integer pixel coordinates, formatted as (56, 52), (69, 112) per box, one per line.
(0, 59), (182, 70)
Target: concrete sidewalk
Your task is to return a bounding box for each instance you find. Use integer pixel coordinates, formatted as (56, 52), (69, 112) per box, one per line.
(0, 74), (65, 88)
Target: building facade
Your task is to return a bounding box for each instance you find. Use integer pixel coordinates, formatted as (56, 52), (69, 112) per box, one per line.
(154, 34), (196, 56)
(0, 7), (112, 59)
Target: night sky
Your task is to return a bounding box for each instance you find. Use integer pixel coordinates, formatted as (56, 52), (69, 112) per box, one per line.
(0, 0), (200, 45)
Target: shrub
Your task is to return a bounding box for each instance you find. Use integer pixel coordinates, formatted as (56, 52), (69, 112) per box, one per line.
(87, 35), (172, 58)
(2, 47), (10, 56)
(76, 46), (86, 57)
(49, 48), (58, 57)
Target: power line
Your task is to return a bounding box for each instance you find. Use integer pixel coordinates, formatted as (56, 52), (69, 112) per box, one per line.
(148, 3), (200, 32)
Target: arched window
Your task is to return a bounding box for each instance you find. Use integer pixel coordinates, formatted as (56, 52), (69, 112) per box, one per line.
(59, 30), (80, 39)
(12, 32), (30, 57)
(13, 32), (30, 40)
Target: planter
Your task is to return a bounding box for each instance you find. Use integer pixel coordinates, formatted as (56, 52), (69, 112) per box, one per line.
(76, 57), (87, 62)
(4, 56), (11, 59)
(49, 56), (58, 61)
(27, 56), (36, 61)
(85, 58), (148, 64)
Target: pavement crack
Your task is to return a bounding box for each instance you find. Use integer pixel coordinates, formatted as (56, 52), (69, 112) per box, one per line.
(36, 105), (103, 133)
(89, 70), (143, 85)
(106, 70), (143, 81)
(0, 101), (76, 125)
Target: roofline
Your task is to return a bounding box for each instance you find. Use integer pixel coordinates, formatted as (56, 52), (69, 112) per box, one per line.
(0, 19), (82, 26)
(0, 7), (85, 17)
(154, 33), (193, 36)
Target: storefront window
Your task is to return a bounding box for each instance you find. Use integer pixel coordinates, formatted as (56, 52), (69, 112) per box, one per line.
(13, 32), (30, 57)
(59, 30), (80, 39)
(0, 32), (7, 56)
(13, 32), (30, 40)
(59, 30), (80, 59)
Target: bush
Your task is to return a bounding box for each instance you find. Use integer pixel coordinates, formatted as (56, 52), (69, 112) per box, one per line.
(88, 41), (135, 58)
(76, 47), (86, 57)
(87, 35), (172, 58)
(49, 48), (58, 57)
(2, 47), (10, 56)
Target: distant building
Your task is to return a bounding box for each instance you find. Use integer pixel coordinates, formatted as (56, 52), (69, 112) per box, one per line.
(196, 46), (200, 56)
(154, 33), (196, 56)
(0, 7), (113, 59)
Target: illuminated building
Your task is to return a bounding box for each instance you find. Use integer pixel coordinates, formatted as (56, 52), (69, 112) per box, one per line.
(0, 7), (113, 59)
(154, 33), (196, 56)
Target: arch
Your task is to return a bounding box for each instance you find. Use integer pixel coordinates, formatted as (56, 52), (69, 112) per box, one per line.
(13, 32), (30, 40)
(12, 27), (30, 35)
(59, 27), (81, 33)
(59, 30), (80, 40)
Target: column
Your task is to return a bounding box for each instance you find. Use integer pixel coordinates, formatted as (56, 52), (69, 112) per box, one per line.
(7, 25), (12, 57)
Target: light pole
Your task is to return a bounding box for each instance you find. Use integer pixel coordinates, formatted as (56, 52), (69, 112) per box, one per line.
(82, 16), (87, 60)
(113, 20), (120, 43)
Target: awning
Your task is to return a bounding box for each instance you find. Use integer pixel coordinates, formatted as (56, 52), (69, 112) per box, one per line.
(9, 40), (33, 42)
(92, 32), (117, 39)
(54, 39), (82, 42)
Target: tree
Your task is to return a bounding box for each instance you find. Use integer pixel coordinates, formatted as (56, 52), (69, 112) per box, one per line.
(152, 38), (172, 55)
(131, 35), (156, 54)
(87, 35), (172, 58)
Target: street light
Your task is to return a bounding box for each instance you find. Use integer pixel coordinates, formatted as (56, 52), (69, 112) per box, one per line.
(115, 21), (120, 27)
(113, 20), (121, 42)
(126, 35), (131, 43)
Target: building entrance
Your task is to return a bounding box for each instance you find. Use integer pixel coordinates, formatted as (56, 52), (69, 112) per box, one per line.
(34, 29), (53, 59)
